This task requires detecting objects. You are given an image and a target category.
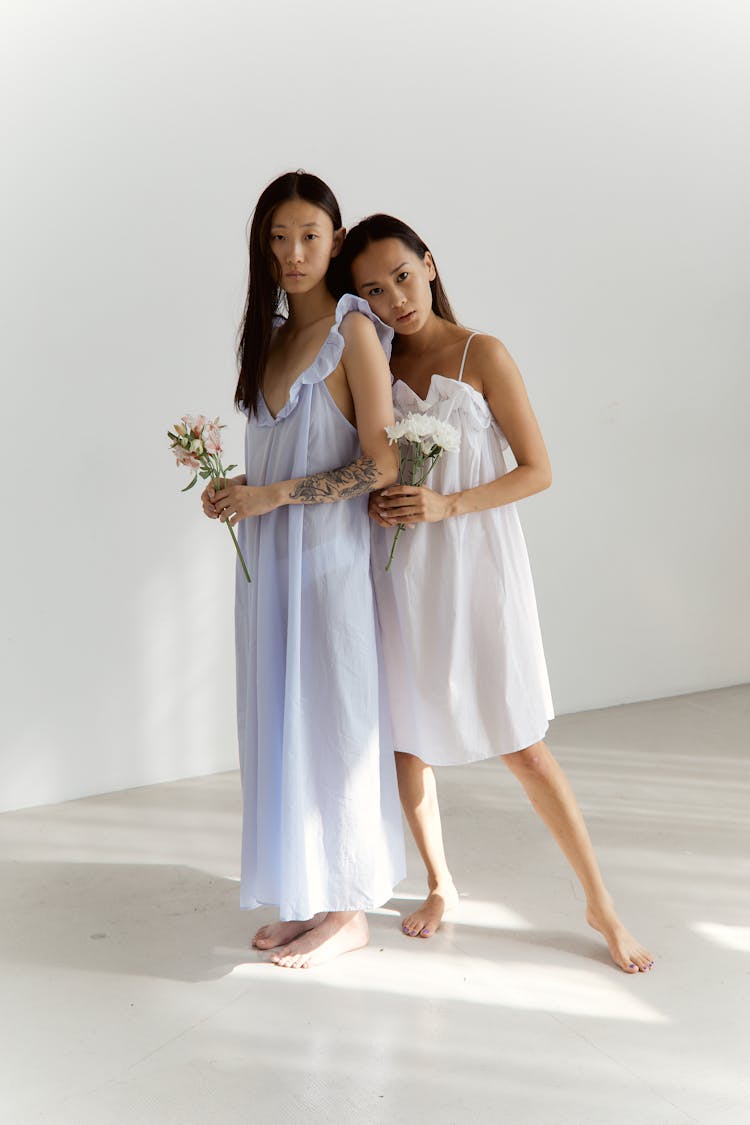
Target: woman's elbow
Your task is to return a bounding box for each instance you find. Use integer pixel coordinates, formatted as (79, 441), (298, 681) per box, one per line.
(524, 461), (552, 493)
(378, 455), (399, 488)
(538, 466), (553, 492)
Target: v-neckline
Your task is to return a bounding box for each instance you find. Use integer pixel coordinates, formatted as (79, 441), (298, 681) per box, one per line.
(393, 373), (484, 405)
(261, 318), (337, 422)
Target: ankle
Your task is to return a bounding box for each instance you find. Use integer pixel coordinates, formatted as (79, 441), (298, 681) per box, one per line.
(586, 892), (615, 917)
(427, 874), (455, 894)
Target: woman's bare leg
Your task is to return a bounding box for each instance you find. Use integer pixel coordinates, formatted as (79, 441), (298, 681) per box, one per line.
(503, 740), (654, 973)
(395, 751), (459, 937)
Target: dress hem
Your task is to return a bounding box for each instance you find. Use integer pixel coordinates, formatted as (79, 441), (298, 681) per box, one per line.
(240, 877), (406, 920)
(393, 720), (552, 767)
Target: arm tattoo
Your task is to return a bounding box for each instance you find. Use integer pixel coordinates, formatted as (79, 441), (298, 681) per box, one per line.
(289, 456), (379, 503)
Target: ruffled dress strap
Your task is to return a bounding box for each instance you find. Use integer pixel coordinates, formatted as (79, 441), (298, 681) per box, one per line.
(259, 295), (393, 425)
(299, 293), (393, 387)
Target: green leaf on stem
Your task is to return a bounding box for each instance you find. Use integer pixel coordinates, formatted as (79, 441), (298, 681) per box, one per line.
(181, 475), (198, 492)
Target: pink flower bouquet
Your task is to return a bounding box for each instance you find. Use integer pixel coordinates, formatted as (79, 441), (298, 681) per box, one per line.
(167, 414), (251, 583)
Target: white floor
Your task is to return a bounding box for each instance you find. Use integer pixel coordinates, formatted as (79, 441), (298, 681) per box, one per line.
(1, 685), (749, 1125)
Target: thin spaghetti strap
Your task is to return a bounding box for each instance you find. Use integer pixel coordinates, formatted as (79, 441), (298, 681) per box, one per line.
(457, 332), (479, 382)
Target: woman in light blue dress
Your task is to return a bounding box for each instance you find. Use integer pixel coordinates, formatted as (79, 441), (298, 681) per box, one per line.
(202, 174), (405, 969)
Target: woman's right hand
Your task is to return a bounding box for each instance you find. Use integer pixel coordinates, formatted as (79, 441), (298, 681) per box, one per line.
(201, 482), (219, 519)
(368, 490), (392, 528)
(201, 473), (246, 519)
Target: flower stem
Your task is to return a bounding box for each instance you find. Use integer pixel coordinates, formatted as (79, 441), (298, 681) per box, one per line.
(208, 462), (252, 583)
(385, 524), (405, 572)
(226, 519), (252, 583)
(384, 446), (445, 571)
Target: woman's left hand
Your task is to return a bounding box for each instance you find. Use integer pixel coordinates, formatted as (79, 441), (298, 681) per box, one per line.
(212, 482), (279, 526)
(373, 485), (453, 526)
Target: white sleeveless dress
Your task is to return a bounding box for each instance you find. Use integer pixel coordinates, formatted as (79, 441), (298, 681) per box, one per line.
(235, 294), (405, 920)
(371, 334), (554, 766)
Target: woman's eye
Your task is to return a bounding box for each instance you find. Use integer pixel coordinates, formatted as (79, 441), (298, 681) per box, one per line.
(304, 233), (318, 240)
(397, 272), (409, 282)
(367, 287), (383, 297)
(271, 234), (284, 242)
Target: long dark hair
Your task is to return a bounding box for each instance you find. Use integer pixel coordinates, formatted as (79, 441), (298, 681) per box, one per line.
(337, 214), (458, 325)
(235, 171), (342, 415)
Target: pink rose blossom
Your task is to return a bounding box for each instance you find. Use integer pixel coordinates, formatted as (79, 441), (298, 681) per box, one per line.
(183, 413), (207, 437)
(173, 445), (200, 471)
(203, 422), (222, 454)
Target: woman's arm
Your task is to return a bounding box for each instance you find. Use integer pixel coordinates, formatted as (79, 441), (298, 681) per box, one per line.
(285, 311), (398, 502)
(373, 335), (551, 526)
(212, 313), (398, 526)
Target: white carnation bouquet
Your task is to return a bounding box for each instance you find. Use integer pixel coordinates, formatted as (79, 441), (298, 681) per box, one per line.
(383, 412), (460, 571)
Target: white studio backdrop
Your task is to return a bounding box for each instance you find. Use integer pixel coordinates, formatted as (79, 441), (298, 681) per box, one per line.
(1, 0), (748, 811)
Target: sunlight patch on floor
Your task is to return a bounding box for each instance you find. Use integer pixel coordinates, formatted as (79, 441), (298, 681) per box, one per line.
(229, 948), (668, 1023)
(375, 895), (534, 931)
(448, 897), (534, 931)
(692, 922), (750, 952)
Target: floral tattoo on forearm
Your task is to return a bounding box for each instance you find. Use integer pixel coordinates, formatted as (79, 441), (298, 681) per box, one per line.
(289, 456), (380, 503)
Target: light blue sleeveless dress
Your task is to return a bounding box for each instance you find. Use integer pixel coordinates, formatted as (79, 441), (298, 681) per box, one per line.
(371, 333), (554, 766)
(235, 294), (405, 921)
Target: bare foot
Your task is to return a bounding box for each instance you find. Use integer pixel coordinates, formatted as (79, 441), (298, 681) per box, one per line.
(402, 882), (459, 939)
(252, 912), (328, 950)
(270, 910), (369, 969)
(586, 901), (655, 973)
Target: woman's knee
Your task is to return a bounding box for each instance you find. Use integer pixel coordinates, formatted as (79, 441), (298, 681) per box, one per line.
(503, 740), (553, 778)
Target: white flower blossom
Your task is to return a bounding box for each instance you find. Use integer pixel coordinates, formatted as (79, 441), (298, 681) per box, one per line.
(386, 412), (460, 453)
(426, 417), (461, 452)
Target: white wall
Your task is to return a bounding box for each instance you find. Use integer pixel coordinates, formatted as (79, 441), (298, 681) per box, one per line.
(2, 0), (748, 811)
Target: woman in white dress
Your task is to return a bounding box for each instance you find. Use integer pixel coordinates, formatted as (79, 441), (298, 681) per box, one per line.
(202, 176), (405, 969)
(338, 214), (654, 974)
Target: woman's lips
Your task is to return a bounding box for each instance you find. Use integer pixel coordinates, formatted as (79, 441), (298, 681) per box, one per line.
(397, 310), (416, 323)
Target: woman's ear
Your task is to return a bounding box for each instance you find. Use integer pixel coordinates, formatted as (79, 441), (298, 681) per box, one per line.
(424, 251), (437, 282)
(331, 227), (346, 258)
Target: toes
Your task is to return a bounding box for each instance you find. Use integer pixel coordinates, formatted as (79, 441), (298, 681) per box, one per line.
(402, 913), (438, 938)
(631, 947), (655, 972)
(620, 951), (654, 973)
(276, 955), (305, 970)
